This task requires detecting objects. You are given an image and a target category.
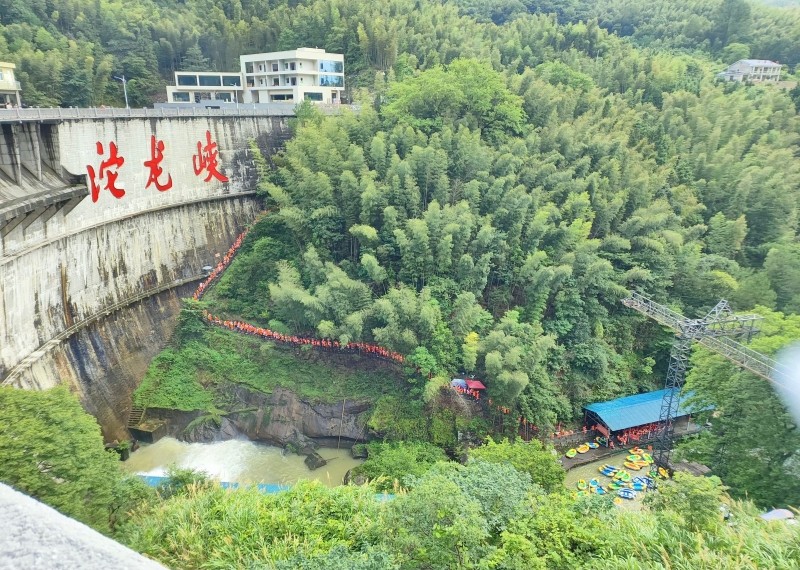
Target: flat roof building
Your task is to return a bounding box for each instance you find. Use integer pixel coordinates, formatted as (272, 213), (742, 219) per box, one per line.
(166, 71), (243, 104)
(717, 59), (782, 83)
(241, 48), (344, 105)
(0, 62), (21, 107)
(165, 48), (345, 106)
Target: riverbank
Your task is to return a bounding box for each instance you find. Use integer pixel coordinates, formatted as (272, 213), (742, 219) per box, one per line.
(122, 437), (363, 487)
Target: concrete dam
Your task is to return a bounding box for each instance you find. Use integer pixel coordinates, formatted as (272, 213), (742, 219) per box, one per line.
(0, 107), (293, 441)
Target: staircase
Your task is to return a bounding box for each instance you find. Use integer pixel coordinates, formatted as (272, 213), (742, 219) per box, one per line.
(128, 406), (145, 427)
(128, 383), (157, 428)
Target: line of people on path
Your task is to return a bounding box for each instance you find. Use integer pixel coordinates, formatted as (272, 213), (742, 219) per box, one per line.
(193, 230), (250, 301)
(193, 219), (405, 366)
(452, 385), (482, 400)
(203, 312), (405, 364)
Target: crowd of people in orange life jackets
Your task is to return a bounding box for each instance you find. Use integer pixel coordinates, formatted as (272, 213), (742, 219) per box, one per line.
(194, 220), (551, 428)
(194, 223), (403, 364)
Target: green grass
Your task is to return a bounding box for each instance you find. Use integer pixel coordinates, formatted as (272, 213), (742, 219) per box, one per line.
(135, 327), (406, 412)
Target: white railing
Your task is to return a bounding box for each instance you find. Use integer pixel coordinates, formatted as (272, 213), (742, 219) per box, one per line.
(0, 103), (358, 122)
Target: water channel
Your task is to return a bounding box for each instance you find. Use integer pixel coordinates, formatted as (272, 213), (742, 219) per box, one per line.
(122, 437), (364, 487)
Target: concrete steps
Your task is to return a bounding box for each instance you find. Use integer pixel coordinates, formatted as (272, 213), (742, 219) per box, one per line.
(127, 406), (145, 427)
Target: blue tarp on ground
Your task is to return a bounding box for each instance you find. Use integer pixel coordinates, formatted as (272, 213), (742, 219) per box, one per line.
(584, 389), (704, 432)
(137, 475), (396, 500)
(138, 475), (289, 494)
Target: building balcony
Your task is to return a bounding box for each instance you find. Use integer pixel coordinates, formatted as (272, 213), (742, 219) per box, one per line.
(0, 80), (21, 92)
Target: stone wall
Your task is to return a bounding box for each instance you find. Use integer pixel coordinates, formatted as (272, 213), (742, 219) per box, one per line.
(0, 113), (290, 439)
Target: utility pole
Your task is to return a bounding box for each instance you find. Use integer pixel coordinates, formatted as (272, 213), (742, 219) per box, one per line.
(113, 75), (129, 109)
(622, 292), (791, 467)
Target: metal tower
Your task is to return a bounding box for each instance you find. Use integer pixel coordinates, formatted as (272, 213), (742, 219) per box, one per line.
(622, 292), (789, 467)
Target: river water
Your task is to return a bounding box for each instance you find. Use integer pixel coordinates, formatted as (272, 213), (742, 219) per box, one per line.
(122, 437), (363, 487)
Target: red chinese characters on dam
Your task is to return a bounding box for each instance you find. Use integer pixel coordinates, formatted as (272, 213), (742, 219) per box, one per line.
(87, 141), (125, 202)
(85, 131), (228, 202)
(143, 135), (173, 192)
(192, 130), (229, 183)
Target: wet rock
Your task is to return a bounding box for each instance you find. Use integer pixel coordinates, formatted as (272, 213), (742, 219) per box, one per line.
(219, 418), (239, 439)
(232, 386), (372, 447)
(304, 451), (328, 470)
(343, 469), (368, 486)
(351, 443), (368, 459)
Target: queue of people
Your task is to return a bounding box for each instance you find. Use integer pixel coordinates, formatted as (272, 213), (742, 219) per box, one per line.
(202, 312), (405, 364)
(452, 384), (482, 400)
(193, 218), (405, 366)
(193, 230), (249, 301)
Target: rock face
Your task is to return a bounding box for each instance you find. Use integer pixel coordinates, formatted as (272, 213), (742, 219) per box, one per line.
(148, 385), (373, 451)
(182, 417), (240, 443)
(234, 386), (372, 449)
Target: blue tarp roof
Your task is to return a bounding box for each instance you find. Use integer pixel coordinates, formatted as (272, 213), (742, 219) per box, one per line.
(584, 389), (705, 432)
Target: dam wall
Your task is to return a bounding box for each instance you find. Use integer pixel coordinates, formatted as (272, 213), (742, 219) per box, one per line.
(0, 111), (291, 439)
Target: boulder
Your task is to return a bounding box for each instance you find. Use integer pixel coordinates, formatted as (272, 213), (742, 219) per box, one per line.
(304, 451), (328, 470)
(351, 443), (368, 459)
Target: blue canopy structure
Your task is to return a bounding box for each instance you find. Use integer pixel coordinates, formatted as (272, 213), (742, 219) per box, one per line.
(450, 378), (468, 389)
(584, 389), (706, 432)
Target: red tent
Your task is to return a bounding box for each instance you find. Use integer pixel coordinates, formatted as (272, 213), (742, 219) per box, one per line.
(465, 379), (486, 390)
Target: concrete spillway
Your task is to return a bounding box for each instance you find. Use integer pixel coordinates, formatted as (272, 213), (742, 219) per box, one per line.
(0, 109), (291, 440)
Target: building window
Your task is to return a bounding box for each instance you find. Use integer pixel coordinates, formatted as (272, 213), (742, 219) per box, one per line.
(290, 62), (296, 71)
(272, 78), (279, 86)
(216, 92), (232, 102)
(258, 64), (264, 72)
(222, 76), (241, 87)
(0, 71), (4, 81)
(284, 63), (289, 70)
(177, 75), (198, 86)
(319, 60), (343, 73)
(245, 62), (254, 73)
(271, 94), (294, 101)
(272, 63), (278, 72)
(199, 75), (222, 87)
(319, 74), (344, 87)
(304, 92), (323, 101)
(173, 92), (191, 102)
(260, 78), (265, 86)
(290, 77), (297, 86)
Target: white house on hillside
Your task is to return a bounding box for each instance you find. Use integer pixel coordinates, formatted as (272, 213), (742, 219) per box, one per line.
(165, 48), (345, 105)
(717, 59), (782, 82)
(0, 62), (22, 107)
(241, 48), (344, 105)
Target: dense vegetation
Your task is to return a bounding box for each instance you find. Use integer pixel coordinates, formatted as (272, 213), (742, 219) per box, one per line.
(109, 0), (800, 507)
(3, 0), (800, 566)
(3, 387), (798, 569)
(1, 0), (798, 107)
(0, 387), (152, 533)
(118, 449), (800, 569)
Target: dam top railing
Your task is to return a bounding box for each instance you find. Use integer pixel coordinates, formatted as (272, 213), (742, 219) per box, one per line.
(0, 103), (359, 123)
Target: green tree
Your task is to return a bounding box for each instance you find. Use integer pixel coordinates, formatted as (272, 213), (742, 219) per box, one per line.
(383, 474), (488, 569)
(645, 472), (727, 532)
(469, 438), (564, 493)
(0, 386), (123, 533)
(180, 43), (209, 71)
(713, 0), (752, 47)
(351, 441), (447, 491)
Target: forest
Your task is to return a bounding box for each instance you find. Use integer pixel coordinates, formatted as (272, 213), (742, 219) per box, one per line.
(1, 0), (800, 567)
(1, 0), (799, 107)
